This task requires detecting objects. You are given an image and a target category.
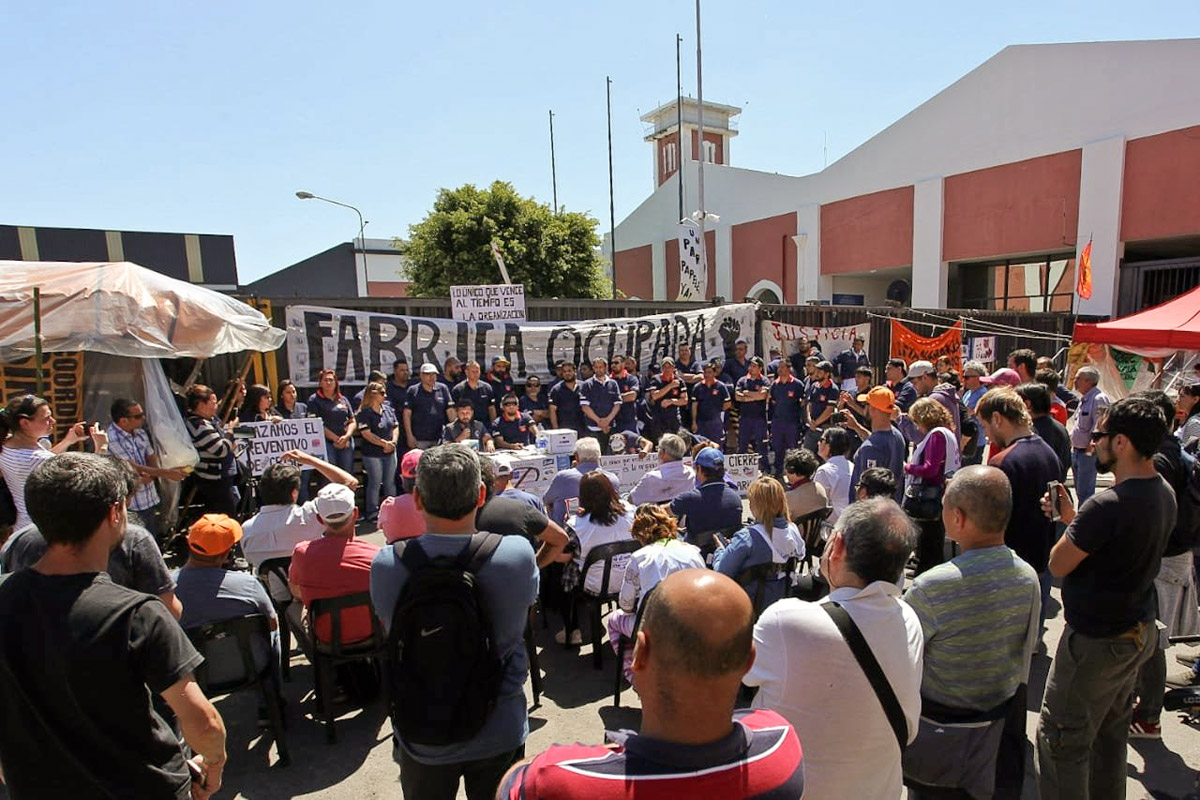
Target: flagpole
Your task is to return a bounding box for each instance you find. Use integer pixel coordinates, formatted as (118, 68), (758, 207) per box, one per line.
(549, 110), (558, 214)
(676, 33), (684, 224)
(607, 76), (617, 300)
(695, 0), (707, 297)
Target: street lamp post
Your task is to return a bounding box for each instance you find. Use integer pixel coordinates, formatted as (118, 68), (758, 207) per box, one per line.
(295, 191), (368, 296)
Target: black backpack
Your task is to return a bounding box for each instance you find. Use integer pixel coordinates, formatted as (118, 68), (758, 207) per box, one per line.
(387, 532), (505, 747)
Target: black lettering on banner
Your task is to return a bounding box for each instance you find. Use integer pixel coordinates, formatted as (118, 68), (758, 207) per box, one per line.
(368, 315), (408, 374)
(546, 327), (573, 373)
(633, 321), (656, 368)
(502, 324), (526, 377)
(335, 316), (366, 382)
(584, 324), (617, 365)
(411, 319), (443, 371)
(690, 313), (708, 361)
(623, 322), (637, 359)
(303, 311), (334, 383)
(472, 322), (494, 367)
(455, 322), (470, 364)
(650, 318), (672, 368)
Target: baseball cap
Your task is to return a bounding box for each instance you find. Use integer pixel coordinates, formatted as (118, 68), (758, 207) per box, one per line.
(400, 449), (423, 479)
(906, 360), (936, 379)
(453, 398), (474, 409)
(316, 483), (357, 523)
(501, 394), (519, 405)
(749, 356), (764, 368)
(980, 367), (1021, 387)
(187, 513), (242, 556)
(420, 363), (438, 375)
(857, 386), (897, 414)
(492, 355), (511, 367)
(660, 357), (676, 367)
(494, 460), (513, 477)
(695, 447), (724, 470)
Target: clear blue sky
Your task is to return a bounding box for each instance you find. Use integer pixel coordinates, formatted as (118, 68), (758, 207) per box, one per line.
(5, 1), (1197, 284)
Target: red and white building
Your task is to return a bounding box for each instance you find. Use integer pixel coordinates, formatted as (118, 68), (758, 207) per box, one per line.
(612, 39), (1200, 317)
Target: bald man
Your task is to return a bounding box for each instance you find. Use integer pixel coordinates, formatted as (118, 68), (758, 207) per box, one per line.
(903, 466), (1041, 798)
(497, 570), (805, 799)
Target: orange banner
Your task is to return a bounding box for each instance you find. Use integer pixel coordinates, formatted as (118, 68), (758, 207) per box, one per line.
(890, 320), (962, 370)
(1077, 239), (1093, 300)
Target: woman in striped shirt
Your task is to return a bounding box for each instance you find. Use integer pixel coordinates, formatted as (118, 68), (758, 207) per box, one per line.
(184, 384), (238, 516)
(0, 394), (103, 531)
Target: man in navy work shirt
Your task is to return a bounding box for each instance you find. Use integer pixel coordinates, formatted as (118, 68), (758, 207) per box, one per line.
(834, 335), (871, 392)
(453, 361), (496, 425)
(405, 364), (455, 449)
(485, 356), (516, 414)
(611, 355), (641, 434)
(769, 359), (806, 477)
(386, 358), (415, 414)
(370, 445), (538, 800)
(492, 394), (539, 450)
(548, 363), (585, 435)
(847, 386), (907, 504)
(646, 358), (689, 442)
(518, 376), (549, 424)
(670, 447), (744, 558)
(691, 360), (732, 444)
(442, 400), (495, 452)
(804, 360), (841, 452)
(886, 358), (918, 413)
(735, 357), (771, 472)
(497, 570), (804, 800)
(579, 357), (622, 453)
(720, 339), (751, 386)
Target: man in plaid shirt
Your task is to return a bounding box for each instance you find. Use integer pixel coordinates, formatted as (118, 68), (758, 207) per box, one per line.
(106, 398), (187, 541)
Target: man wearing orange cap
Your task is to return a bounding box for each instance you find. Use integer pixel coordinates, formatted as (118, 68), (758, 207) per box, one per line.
(175, 514), (279, 688)
(846, 386), (907, 504)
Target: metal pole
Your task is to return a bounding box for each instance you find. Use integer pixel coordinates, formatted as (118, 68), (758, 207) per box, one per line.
(607, 76), (617, 300)
(695, 0), (707, 294)
(549, 110), (558, 214)
(676, 33), (684, 223)
(354, 208), (366, 298)
(32, 287), (43, 396)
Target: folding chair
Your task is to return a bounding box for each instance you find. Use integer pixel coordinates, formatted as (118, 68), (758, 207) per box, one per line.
(256, 557), (293, 681)
(576, 540), (641, 670)
(307, 592), (389, 743)
(185, 614), (290, 766)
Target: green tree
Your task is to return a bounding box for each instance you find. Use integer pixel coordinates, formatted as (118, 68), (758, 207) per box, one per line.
(401, 181), (608, 299)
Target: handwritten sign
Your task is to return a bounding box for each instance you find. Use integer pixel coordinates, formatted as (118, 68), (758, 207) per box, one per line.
(600, 453), (669, 490)
(451, 284), (527, 323)
(724, 453), (762, 496)
(764, 321), (871, 360)
(0, 353), (84, 443)
(676, 225), (707, 301)
(485, 452), (559, 498)
(242, 418), (326, 476)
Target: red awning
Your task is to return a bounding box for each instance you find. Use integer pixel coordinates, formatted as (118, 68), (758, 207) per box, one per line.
(1073, 285), (1200, 350)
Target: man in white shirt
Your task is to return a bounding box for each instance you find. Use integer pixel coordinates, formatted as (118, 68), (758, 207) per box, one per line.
(241, 450), (359, 599)
(744, 497), (924, 800)
(813, 427), (854, 524)
(629, 433), (695, 505)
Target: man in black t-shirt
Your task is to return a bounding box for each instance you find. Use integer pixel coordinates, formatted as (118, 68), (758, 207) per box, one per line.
(1036, 397), (1174, 800)
(477, 458), (567, 568)
(0, 453), (227, 799)
(1015, 382), (1071, 482)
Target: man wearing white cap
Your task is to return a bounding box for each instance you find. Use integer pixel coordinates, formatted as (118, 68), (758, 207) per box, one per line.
(288, 483), (380, 650)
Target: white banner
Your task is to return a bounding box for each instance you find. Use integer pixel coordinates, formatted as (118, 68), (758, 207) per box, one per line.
(724, 453), (762, 495)
(285, 303), (757, 387)
(451, 284), (527, 323)
(971, 336), (997, 364)
(763, 321), (871, 361)
(600, 453), (666, 491)
(676, 224), (707, 301)
(487, 452), (561, 498)
(241, 418), (326, 476)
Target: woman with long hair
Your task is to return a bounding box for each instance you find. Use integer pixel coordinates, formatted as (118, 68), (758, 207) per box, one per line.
(184, 384), (239, 516)
(714, 476), (805, 609)
(1176, 383), (1200, 448)
(904, 397), (961, 575)
(356, 382), (398, 522)
(557, 472), (636, 645)
(0, 395), (103, 530)
(238, 384), (281, 423)
(307, 369), (357, 476)
(275, 380), (309, 420)
(606, 503), (703, 682)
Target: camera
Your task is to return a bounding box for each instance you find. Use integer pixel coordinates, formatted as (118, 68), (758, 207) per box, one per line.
(830, 410), (848, 424)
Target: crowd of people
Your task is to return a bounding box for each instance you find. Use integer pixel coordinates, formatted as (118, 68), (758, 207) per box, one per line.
(0, 339), (1198, 800)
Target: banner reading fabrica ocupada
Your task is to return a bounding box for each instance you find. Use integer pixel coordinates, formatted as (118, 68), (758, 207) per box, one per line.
(285, 303), (758, 387)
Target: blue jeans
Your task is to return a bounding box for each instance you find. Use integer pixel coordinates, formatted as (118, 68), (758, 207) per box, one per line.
(1072, 449), (1098, 502)
(362, 453), (397, 518)
(324, 438), (356, 481)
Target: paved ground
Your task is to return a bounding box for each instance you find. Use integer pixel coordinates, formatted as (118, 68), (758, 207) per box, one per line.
(206, 527), (1200, 800)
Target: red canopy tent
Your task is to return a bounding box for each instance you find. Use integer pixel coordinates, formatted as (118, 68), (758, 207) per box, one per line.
(1073, 285), (1200, 351)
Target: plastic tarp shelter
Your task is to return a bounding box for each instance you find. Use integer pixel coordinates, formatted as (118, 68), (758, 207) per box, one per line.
(0, 260), (286, 361)
(1073, 285), (1200, 355)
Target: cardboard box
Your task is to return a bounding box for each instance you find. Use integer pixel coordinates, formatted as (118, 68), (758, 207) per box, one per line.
(537, 428), (578, 455)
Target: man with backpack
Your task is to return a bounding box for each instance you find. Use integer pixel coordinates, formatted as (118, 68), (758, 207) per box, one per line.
(369, 444), (538, 800)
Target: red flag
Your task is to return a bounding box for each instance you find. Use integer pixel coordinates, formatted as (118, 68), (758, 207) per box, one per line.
(1077, 238), (1093, 300)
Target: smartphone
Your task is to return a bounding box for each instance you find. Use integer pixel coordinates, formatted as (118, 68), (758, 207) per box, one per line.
(187, 759), (206, 788)
(1047, 481), (1065, 522)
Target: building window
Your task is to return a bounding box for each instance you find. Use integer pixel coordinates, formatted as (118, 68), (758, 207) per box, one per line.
(957, 255), (1075, 311)
(703, 140), (717, 164)
(664, 142), (677, 173)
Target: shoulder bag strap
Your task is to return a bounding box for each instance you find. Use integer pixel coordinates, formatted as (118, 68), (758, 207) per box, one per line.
(460, 531), (503, 573)
(822, 601), (908, 753)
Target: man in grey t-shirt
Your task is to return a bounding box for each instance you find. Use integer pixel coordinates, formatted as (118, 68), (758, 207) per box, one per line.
(1, 522), (180, 619)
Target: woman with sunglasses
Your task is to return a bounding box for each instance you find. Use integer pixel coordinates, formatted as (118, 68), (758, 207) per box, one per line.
(0, 395), (105, 530)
